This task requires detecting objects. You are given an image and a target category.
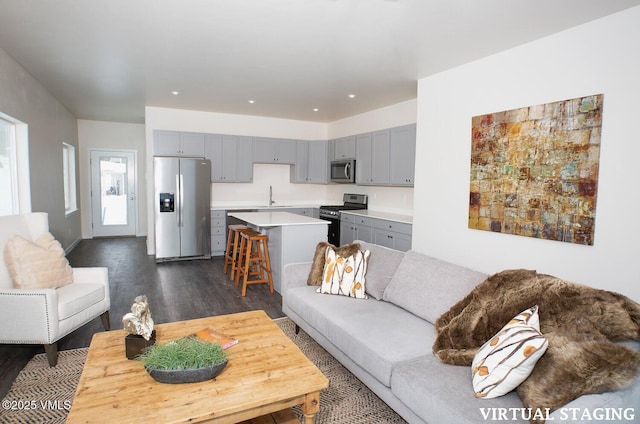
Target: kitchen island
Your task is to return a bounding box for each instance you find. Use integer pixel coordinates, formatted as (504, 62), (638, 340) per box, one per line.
(227, 211), (329, 293)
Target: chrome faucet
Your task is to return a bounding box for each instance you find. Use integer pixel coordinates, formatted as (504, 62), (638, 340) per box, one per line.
(269, 185), (275, 206)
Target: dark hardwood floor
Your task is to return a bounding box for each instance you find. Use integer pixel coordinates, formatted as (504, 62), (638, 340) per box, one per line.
(0, 237), (284, 399)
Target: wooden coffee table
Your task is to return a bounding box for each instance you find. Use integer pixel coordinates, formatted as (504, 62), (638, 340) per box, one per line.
(66, 310), (328, 424)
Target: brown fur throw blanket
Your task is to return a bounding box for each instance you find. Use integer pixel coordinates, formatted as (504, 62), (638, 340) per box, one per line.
(433, 269), (640, 422)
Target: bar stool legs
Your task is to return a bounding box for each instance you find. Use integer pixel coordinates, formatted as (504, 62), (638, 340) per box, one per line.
(235, 230), (274, 297)
(223, 224), (250, 280)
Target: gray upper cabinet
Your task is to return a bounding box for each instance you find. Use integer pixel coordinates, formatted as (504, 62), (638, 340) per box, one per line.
(356, 130), (390, 185)
(153, 130), (205, 157)
(235, 136), (254, 182)
(204, 134), (253, 183)
(292, 140), (328, 183)
(253, 137), (296, 164)
(389, 124), (417, 186)
(333, 135), (356, 159)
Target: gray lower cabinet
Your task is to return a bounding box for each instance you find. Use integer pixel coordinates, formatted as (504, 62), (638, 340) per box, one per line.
(285, 208), (319, 218)
(372, 219), (412, 251)
(153, 130), (205, 157)
(341, 213), (411, 251)
(340, 214), (374, 245)
(210, 210), (226, 256)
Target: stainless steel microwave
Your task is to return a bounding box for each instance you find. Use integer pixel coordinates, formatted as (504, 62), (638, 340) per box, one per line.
(330, 159), (355, 183)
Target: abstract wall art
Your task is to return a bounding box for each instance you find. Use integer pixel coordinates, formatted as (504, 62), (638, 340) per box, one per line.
(468, 94), (603, 245)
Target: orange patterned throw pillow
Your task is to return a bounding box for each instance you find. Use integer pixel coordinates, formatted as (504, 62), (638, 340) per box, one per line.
(471, 305), (548, 399)
(317, 245), (370, 299)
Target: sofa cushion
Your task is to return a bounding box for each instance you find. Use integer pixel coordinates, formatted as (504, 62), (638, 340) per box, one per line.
(358, 241), (405, 300)
(318, 246), (370, 299)
(382, 250), (487, 324)
(4, 233), (73, 289)
(286, 285), (433, 387)
(57, 282), (106, 320)
(391, 355), (528, 424)
(472, 305), (548, 399)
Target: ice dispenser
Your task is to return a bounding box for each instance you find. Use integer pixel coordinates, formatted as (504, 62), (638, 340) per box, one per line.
(159, 193), (174, 212)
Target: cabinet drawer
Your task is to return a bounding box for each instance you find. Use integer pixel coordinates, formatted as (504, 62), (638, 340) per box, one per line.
(354, 216), (371, 226)
(372, 219), (412, 235)
(211, 218), (225, 228)
(211, 210), (225, 219)
(211, 226), (225, 236)
(340, 214), (356, 224)
(211, 235), (226, 253)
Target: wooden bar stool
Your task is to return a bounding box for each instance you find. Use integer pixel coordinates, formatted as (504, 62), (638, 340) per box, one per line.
(235, 230), (274, 297)
(223, 224), (251, 280)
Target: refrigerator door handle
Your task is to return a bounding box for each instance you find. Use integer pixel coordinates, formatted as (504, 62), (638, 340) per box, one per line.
(178, 173), (185, 227)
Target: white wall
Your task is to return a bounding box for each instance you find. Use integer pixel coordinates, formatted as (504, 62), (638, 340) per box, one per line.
(413, 7), (640, 302)
(77, 120), (147, 238)
(0, 48), (81, 249)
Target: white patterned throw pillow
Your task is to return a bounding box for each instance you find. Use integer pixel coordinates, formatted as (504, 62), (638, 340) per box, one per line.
(317, 246), (370, 299)
(471, 305), (548, 399)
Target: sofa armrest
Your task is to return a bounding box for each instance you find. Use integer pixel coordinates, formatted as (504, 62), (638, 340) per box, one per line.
(0, 287), (60, 343)
(282, 262), (312, 298)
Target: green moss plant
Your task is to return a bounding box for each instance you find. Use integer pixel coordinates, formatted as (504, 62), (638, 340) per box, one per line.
(136, 337), (227, 370)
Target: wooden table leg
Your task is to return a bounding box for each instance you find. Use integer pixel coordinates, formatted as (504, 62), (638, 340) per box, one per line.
(301, 391), (321, 424)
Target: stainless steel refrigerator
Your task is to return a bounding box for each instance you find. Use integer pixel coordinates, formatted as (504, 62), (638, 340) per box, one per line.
(154, 157), (211, 261)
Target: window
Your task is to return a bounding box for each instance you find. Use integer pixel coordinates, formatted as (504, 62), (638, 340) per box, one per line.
(63, 142), (77, 215)
(0, 117), (18, 216)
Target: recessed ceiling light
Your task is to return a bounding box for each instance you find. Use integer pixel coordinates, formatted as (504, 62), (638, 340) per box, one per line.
(171, 91), (179, 95)
(348, 94), (356, 99)
(313, 108), (319, 112)
(248, 100), (255, 104)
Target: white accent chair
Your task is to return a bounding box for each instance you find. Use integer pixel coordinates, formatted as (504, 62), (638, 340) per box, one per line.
(0, 212), (110, 366)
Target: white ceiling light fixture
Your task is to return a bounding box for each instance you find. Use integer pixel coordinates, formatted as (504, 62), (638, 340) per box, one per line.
(313, 108), (319, 112)
(171, 91), (179, 95)
(348, 94), (356, 99)
(248, 100), (256, 104)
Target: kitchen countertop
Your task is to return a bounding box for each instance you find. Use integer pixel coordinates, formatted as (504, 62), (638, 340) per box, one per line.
(212, 204), (321, 211)
(341, 210), (413, 224)
(227, 211), (329, 228)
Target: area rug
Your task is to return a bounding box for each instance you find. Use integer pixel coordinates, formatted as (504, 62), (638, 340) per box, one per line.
(1, 318), (406, 424)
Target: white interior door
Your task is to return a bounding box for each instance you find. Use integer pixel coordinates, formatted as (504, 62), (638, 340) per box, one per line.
(91, 150), (137, 237)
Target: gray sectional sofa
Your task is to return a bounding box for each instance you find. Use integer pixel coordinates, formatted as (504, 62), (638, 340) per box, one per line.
(281, 241), (640, 424)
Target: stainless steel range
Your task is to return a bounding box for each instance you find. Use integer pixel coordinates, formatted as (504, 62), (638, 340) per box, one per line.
(319, 193), (368, 245)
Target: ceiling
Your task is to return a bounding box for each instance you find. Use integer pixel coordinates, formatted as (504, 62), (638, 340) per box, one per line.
(1, 0), (639, 124)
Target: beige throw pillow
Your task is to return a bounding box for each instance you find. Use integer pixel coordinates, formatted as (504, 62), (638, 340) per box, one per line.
(4, 232), (73, 289)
